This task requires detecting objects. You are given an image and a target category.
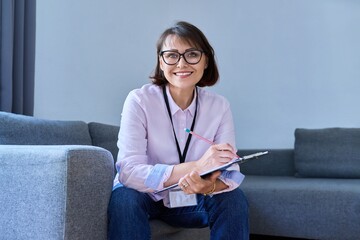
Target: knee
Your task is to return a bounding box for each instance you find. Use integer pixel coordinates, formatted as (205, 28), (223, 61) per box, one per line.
(206, 188), (249, 226)
(108, 187), (145, 214)
(228, 188), (248, 210)
(107, 187), (152, 239)
(213, 188), (249, 214)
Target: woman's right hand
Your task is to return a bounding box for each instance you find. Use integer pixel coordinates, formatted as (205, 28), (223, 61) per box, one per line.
(195, 143), (238, 173)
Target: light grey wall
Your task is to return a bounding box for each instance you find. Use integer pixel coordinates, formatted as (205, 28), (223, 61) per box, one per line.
(35, 0), (360, 149)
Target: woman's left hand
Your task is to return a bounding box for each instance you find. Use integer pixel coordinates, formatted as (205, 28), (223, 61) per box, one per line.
(179, 170), (221, 194)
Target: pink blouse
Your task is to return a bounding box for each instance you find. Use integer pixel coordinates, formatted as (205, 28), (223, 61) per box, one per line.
(113, 84), (244, 206)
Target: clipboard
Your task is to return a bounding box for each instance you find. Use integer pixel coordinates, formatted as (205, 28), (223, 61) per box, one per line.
(154, 151), (268, 194)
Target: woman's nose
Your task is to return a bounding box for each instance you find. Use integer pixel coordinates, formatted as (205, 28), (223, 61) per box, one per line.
(177, 55), (188, 67)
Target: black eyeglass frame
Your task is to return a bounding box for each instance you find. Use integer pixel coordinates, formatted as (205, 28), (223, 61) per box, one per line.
(159, 50), (205, 65)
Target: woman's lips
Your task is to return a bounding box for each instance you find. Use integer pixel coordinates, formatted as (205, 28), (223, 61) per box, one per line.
(174, 71), (192, 76)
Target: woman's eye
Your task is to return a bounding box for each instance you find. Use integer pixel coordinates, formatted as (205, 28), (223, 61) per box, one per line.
(187, 51), (199, 58)
(166, 53), (179, 59)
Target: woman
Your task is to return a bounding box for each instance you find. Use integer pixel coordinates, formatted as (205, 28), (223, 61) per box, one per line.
(108, 21), (249, 240)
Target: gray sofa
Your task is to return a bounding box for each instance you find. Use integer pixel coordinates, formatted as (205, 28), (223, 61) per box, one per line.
(0, 111), (209, 240)
(239, 128), (360, 240)
(1, 111), (360, 240)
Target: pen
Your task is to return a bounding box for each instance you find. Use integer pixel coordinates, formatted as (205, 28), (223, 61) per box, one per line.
(184, 128), (214, 145)
(184, 128), (240, 158)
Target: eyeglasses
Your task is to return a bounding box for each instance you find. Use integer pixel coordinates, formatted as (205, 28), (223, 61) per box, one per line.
(160, 50), (204, 65)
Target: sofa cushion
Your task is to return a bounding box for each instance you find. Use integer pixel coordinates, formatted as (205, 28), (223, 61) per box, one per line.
(240, 175), (360, 239)
(239, 149), (295, 176)
(0, 111), (92, 145)
(294, 128), (360, 178)
(88, 122), (119, 162)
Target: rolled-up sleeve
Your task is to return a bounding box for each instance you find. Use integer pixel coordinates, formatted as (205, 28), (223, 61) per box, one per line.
(144, 164), (174, 190)
(216, 169), (245, 194)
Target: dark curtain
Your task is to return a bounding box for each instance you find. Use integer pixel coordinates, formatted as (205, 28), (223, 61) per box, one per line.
(0, 0), (36, 116)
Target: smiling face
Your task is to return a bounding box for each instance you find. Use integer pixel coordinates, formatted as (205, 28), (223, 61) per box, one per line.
(159, 35), (208, 92)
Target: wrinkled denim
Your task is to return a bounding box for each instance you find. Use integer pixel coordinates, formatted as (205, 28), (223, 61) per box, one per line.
(108, 187), (249, 240)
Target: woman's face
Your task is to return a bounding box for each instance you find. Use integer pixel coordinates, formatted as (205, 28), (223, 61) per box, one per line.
(159, 35), (208, 91)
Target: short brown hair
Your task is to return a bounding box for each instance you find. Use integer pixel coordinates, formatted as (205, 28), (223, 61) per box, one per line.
(150, 21), (219, 87)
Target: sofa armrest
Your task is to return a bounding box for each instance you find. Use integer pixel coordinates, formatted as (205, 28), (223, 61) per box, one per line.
(238, 149), (295, 176)
(0, 145), (114, 240)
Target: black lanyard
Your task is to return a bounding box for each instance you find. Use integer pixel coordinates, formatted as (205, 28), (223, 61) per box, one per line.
(163, 86), (198, 163)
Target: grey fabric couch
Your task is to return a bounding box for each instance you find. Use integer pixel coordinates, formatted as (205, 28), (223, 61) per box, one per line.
(239, 128), (360, 240)
(0, 111), (209, 240)
(2, 111), (359, 240)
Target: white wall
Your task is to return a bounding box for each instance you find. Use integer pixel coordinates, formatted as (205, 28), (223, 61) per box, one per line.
(35, 0), (360, 149)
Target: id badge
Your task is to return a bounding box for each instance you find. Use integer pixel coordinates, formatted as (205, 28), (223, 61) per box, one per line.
(169, 189), (197, 208)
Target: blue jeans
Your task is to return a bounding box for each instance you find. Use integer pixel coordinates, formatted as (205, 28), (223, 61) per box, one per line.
(107, 187), (249, 240)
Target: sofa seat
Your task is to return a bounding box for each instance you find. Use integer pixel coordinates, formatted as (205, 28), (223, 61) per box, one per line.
(240, 175), (360, 240)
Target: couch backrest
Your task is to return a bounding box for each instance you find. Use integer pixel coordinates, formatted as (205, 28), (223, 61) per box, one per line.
(294, 127), (360, 178)
(88, 122), (119, 162)
(238, 149), (295, 176)
(0, 111), (92, 146)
